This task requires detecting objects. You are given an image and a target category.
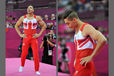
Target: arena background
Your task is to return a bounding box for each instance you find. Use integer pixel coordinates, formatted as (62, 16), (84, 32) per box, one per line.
(5, 0), (57, 76)
(58, 0), (109, 76)
(5, 0), (109, 76)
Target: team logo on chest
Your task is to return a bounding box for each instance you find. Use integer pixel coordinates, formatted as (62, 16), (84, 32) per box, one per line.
(23, 21), (27, 28)
(33, 23), (37, 28)
(23, 19), (37, 29)
(28, 21), (32, 29)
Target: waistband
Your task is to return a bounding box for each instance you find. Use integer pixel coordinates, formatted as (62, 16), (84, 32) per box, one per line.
(24, 29), (37, 35)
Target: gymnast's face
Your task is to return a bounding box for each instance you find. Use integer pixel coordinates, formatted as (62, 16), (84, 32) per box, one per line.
(64, 18), (78, 30)
(27, 5), (34, 14)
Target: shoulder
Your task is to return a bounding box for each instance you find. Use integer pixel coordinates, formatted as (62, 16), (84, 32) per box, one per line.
(83, 24), (96, 31)
(35, 16), (43, 22)
(36, 16), (42, 20)
(83, 24), (99, 35)
(19, 16), (24, 20)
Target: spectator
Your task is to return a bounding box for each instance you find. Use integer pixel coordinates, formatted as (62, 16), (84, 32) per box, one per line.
(58, 61), (62, 72)
(44, 14), (49, 20)
(85, 0), (94, 11)
(51, 14), (56, 20)
(9, 15), (13, 20)
(48, 30), (56, 39)
(40, 34), (55, 65)
(6, 22), (10, 28)
(6, 16), (9, 20)
(8, 23), (13, 28)
(58, 41), (69, 73)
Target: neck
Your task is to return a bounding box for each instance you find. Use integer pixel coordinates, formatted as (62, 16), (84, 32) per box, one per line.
(27, 13), (34, 17)
(75, 20), (84, 33)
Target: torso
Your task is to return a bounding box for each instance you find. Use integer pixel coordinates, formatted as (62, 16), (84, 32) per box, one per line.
(23, 15), (37, 29)
(74, 23), (95, 51)
(23, 15), (38, 35)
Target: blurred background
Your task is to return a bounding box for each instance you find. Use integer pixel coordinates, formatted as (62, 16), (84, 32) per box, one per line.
(5, 0), (57, 66)
(58, 0), (108, 76)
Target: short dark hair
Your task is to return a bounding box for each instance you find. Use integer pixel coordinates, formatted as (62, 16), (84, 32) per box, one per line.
(28, 5), (34, 8)
(63, 10), (79, 20)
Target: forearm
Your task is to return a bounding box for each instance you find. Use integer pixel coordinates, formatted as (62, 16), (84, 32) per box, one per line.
(91, 38), (107, 58)
(39, 25), (46, 35)
(15, 16), (23, 36)
(40, 41), (44, 48)
(37, 16), (47, 35)
(15, 25), (21, 36)
(47, 40), (55, 47)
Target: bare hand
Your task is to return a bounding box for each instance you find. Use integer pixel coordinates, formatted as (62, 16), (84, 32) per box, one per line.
(33, 33), (41, 38)
(20, 34), (27, 38)
(80, 55), (93, 66)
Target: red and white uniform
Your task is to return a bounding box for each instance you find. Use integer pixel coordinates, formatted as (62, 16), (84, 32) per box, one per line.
(21, 15), (39, 72)
(73, 23), (95, 76)
(23, 15), (37, 35)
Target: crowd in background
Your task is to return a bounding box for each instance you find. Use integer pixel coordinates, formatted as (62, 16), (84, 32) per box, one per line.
(58, 0), (108, 24)
(58, 0), (108, 12)
(6, 13), (56, 29)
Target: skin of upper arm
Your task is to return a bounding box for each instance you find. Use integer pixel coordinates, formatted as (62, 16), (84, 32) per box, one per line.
(36, 16), (46, 27)
(15, 16), (24, 27)
(83, 25), (105, 41)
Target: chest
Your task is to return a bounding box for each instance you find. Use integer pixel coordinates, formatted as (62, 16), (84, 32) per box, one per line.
(74, 31), (86, 40)
(23, 18), (37, 29)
